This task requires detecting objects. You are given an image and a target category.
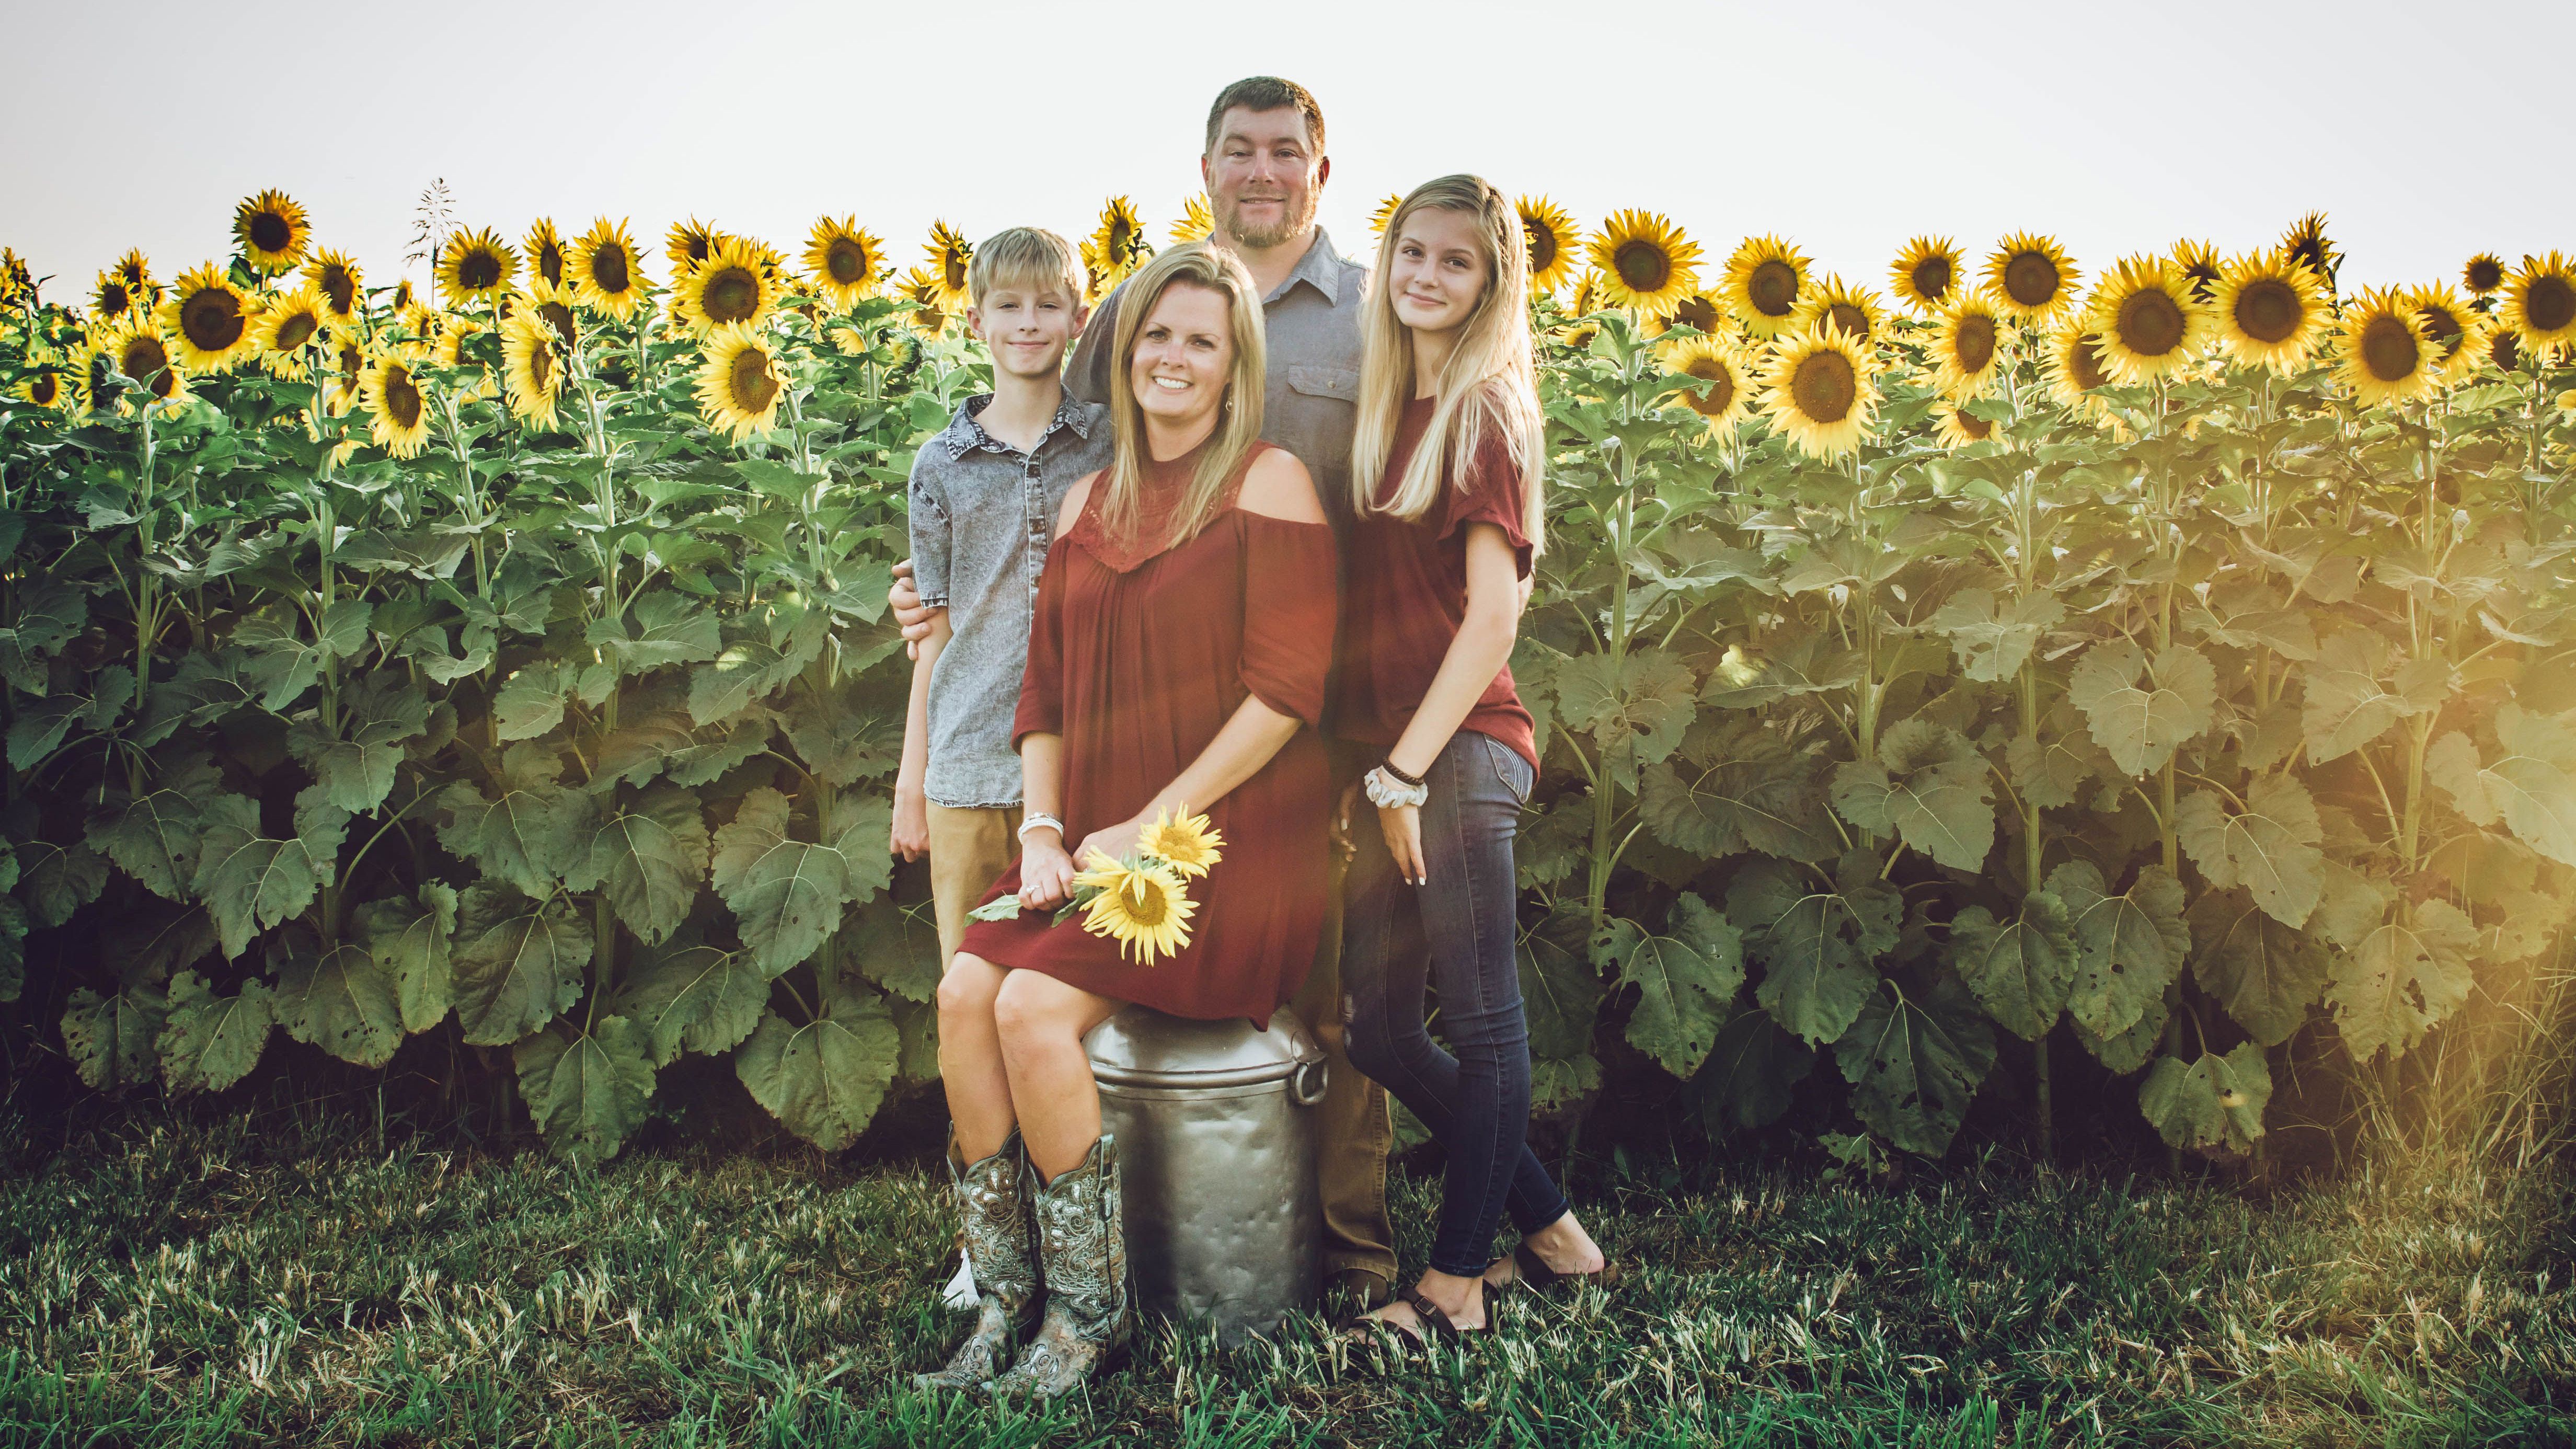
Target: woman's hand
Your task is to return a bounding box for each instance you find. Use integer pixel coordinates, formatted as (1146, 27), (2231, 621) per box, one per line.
(1019, 830), (1078, 908)
(1073, 815), (1147, 871)
(1378, 801), (1427, 886)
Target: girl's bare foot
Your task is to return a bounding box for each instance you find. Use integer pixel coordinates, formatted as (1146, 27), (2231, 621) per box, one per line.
(1484, 1211), (1608, 1291)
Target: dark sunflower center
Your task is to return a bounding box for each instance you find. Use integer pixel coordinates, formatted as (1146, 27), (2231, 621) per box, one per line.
(321, 266), (355, 313)
(1667, 295), (1718, 332)
(530, 341), (554, 392)
(2184, 263), (2221, 301)
(1526, 225), (1558, 277)
(1613, 239), (1671, 296)
(1110, 220), (1134, 257)
(181, 288), (245, 350)
(2067, 335), (2110, 390)
(728, 347), (779, 414)
(2491, 330), (2521, 369)
(2525, 274), (2576, 334)
(1747, 258), (1798, 318)
(686, 232), (713, 264)
(593, 246), (630, 294)
(944, 251), (969, 292)
(1953, 313), (1997, 373)
(2359, 314), (2419, 382)
(122, 337), (169, 389)
(539, 302), (576, 347)
(2116, 287), (2186, 356)
(99, 283), (130, 314)
(273, 311), (318, 351)
(825, 238), (867, 284)
(1683, 356), (1736, 416)
(2234, 278), (2301, 344)
(338, 344), (361, 382)
(1791, 348), (1857, 423)
(2004, 251), (2060, 308)
(2465, 257), (2504, 293)
(384, 365), (422, 428)
(457, 249), (502, 291)
(702, 266), (760, 323)
(2418, 305), (2464, 361)
(538, 244), (564, 286)
(1953, 408), (1993, 439)
(249, 211), (292, 254)
(1911, 256), (1952, 303)
(29, 372), (59, 405)
(1825, 302), (1870, 340)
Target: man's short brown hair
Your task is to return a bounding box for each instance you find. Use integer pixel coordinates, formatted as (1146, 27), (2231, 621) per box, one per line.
(1203, 76), (1325, 157)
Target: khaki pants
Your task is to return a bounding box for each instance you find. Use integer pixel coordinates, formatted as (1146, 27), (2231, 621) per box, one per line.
(927, 802), (1023, 963)
(1288, 845), (1397, 1283)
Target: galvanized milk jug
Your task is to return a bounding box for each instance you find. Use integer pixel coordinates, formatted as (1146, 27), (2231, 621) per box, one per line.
(1084, 1006), (1327, 1342)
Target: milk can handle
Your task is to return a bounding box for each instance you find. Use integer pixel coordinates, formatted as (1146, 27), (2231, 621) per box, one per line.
(1289, 1059), (1329, 1107)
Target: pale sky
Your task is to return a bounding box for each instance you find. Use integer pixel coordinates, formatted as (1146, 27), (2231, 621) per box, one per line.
(4, 1), (2567, 306)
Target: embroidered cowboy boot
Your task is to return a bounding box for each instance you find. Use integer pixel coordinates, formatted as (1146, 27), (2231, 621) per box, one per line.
(912, 1130), (1041, 1390)
(985, 1134), (1130, 1399)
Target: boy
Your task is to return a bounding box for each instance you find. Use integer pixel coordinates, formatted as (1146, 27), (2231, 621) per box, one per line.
(892, 227), (1111, 964)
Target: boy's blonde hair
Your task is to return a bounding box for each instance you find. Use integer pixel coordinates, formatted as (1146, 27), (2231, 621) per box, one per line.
(967, 227), (1084, 309)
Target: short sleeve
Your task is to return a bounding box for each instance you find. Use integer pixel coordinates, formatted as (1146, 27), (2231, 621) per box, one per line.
(1440, 431), (1533, 580)
(907, 457), (954, 607)
(1238, 516), (1339, 729)
(1011, 535), (1071, 746)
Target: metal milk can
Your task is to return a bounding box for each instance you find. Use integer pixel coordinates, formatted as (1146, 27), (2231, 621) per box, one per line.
(1084, 1005), (1328, 1342)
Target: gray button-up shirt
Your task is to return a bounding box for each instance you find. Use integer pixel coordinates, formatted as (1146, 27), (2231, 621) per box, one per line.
(1067, 227), (1366, 531)
(908, 392), (1113, 808)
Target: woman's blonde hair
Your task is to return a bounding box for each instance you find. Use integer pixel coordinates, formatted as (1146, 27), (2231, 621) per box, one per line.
(1100, 242), (1267, 551)
(1352, 174), (1546, 556)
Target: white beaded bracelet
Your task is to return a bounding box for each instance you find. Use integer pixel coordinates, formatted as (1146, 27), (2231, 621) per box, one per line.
(1363, 766), (1429, 810)
(1016, 814), (1064, 842)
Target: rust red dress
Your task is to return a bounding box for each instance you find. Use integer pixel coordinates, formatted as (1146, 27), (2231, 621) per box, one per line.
(957, 439), (1339, 1020)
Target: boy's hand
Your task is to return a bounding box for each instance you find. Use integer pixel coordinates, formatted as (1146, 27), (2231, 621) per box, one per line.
(890, 781), (930, 862)
(1328, 781), (1362, 860)
(889, 560), (937, 658)
(1019, 830), (1077, 908)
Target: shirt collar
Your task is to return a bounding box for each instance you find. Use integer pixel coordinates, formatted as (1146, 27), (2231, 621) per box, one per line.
(1264, 228), (1350, 306)
(935, 392), (1095, 459)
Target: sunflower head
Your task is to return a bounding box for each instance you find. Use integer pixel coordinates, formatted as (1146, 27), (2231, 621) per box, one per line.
(2333, 286), (2439, 408)
(2280, 212), (2340, 291)
(671, 234), (778, 338)
(437, 226), (517, 304)
(523, 218), (567, 289)
(666, 217), (725, 273)
(795, 215), (883, 314)
(1073, 854), (1198, 964)
(324, 336), (366, 416)
(1928, 294), (2008, 399)
(2501, 251), (2576, 352)
(2045, 321), (2115, 412)
(232, 189), (310, 275)
(1983, 232), (2079, 323)
(1888, 236), (1962, 316)
(113, 249), (153, 294)
(1517, 196), (1577, 295)
(2462, 253), (2507, 298)
(90, 269), (139, 321)
(1721, 234), (1810, 339)
(500, 310), (565, 428)
(1761, 327), (1878, 461)
(2170, 238), (2223, 302)
(0, 249), (31, 307)
(923, 221), (974, 314)
(299, 248), (363, 328)
(572, 218), (648, 319)
(1135, 807), (1224, 878)
(1170, 194), (1215, 245)
(1934, 402), (1998, 450)
(2489, 327), (2522, 373)
(2085, 255), (2213, 384)
(251, 290), (329, 377)
(1657, 292), (1724, 339)
(2211, 248), (2330, 375)
(1558, 270), (1606, 351)
(1792, 274), (1887, 348)
(1087, 196), (1151, 283)
(1367, 192), (1404, 239)
(521, 279), (581, 350)
(2405, 282), (2488, 387)
(1587, 210), (1704, 317)
(157, 262), (256, 372)
(359, 353), (432, 457)
(1660, 334), (1754, 437)
(694, 320), (786, 442)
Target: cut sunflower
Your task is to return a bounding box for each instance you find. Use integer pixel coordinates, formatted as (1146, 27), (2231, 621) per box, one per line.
(922, 221), (974, 316)
(1588, 210), (1704, 317)
(1791, 273), (1887, 346)
(2405, 282), (2487, 387)
(232, 189), (310, 275)
(524, 218), (568, 289)
(803, 215), (884, 312)
(300, 248), (363, 332)
(2211, 248), (2330, 374)
(1983, 232), (2079, 323)
(158, 262), (256, 372)
(1660, 334), (1755, 437)
(2170, 238), (2223, 301)
(2084, 255), (2213, 384)
(2500, 251), (2576, 353)
(2462, 252), (2506, 298)
(1720, 234), (1809, 339)
(571, 218), (647, 319)
(2332, 286), (2438, 408)
(500, 309), (566, 428)
(1934, 401), (1998, 450)
(1135, 807), (1224, 879)
(2280, 212), (2340, 290)
(251, 289), (329, 377)
(1760, 327), (1878, 460)
(694, 321), (786, 442)
(1073, 854), (1198, 965)
(1518, 196), (1578, 295)
(672, 234), (777, 336)
(1170, 195), (1215, 245)
(359, 353), (432, 457)
(437, 226), (517, 304)
(1927, 294), (2007, 399)
(1887, 236), (1962, 316)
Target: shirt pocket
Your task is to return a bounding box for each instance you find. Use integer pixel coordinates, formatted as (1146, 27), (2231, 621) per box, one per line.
(1286, 364), (1360, 402)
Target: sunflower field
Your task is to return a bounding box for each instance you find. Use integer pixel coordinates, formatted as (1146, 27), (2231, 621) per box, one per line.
(1, 191), (2572, 1174)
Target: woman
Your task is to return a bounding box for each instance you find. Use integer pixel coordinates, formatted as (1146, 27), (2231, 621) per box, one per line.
(923, 242), (1338, 1398)
(1338, 176), (1609, 1345)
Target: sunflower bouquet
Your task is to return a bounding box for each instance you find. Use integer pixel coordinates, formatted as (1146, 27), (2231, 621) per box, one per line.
(968, 808), (1224, 964)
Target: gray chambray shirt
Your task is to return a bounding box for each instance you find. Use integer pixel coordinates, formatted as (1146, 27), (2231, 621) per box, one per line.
(1067, 228), (1366, 534)
(908, 392), (1112, 808)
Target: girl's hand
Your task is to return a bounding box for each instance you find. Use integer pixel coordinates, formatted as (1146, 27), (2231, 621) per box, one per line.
(1074, 815), (1146, 872)
(1019, 831), (1078, 908)
(1378, 801), (1427, 886)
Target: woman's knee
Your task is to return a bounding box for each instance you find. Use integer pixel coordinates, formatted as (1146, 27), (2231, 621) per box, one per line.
(991, 970), (1081, 1048)
(935, 953), (1004, 1024)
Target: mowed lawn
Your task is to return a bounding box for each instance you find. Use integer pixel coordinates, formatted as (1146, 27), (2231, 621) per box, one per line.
(0, 1112), (2569, 1448)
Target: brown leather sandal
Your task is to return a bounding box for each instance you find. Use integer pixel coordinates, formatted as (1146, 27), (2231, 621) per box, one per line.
(1341, 1283), (1488, 1353)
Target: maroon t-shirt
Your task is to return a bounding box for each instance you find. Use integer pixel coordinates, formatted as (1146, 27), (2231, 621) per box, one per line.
(1333, 394), (1539, 772)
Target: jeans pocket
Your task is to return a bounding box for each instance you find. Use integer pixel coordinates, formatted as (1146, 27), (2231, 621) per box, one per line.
(1478, 733), (1534, 807)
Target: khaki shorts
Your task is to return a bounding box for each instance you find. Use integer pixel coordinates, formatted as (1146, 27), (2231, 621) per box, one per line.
(927, 802), (1022, 963)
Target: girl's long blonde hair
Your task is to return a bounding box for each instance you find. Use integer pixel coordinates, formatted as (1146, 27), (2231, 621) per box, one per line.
(1351, 174), (1546, 556)
(1100, 242), (1267, 551)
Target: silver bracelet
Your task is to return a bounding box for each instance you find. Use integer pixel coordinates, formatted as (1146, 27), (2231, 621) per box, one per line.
(1363, 766), (1429, 810)
(1016, 813), (1064, 842)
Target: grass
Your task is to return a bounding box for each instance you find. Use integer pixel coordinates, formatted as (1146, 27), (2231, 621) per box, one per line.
(0, 1112), (2569, 1448)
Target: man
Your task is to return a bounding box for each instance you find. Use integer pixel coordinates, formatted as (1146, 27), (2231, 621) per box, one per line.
(891, 76), (1397, 1311)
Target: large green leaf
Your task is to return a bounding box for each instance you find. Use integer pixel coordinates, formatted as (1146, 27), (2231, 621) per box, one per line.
(190, 794), (326, 959)
(514, 1015), (657, 1160)
(436, 742), (597, 899)
(1831, 719), (1996, 871)
(2328, 900), (2478, 1062)
(63, 982), (170, 1090)
(2186, 888), (2330, 1047)
(235, 600), (371, 712)
(450, 882), (591, 1045)
(1929, 588), (2064, 684)
(283, 673), (431, 813)
(734, 976), (901, 1151)
(156, 971), (274, 1094)
(826, 795), (896, 908)
(614, 935), (769, 1065)
(1551, 648), (1696, 792)
(848, 894), (944, 1004)
(270, 941), (405, 1068)
(85, 752), (223, 900)
(18, 836), (109, 928)
(1832, 972), (1997, 1157)
(710, 787), (854, 974)
(1637, 717), (1836, 860)
(564, 786), (709, 945)
(1597, 893), (1743, 1078)
(1731, 856), (1899, 1046)
(2138, 1042), (2271, 1159)
(2301, 629), (2439, 764)
(589, 590), (722, 676)
(1692, 1001), (1814, 1135)
(2427, 706), (2576, 867)
(2005, 705), (2117, 810)
(1945, 891), (2075, 1041)
(2067, 640), (2215, 777)
(780, 677), (904, 788)
(353, 882), (459, 1033)
(2074, 990), (2166, 1073)
(2175, 775), (2324, 928)
(492, 660), (578, 742)
(1517, 910), (1604, 1063)
(2049, 860), (2189, 1040)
